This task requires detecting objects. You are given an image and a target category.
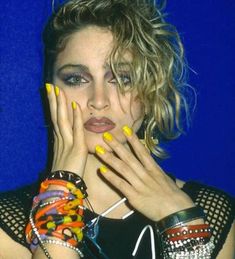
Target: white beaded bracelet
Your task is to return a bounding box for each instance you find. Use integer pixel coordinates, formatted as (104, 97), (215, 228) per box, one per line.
(163, 239), (215, 259)
(42, 239), (84, 258)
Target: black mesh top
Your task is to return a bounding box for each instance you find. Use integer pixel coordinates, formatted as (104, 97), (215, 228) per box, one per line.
(0, 180), (234, 258)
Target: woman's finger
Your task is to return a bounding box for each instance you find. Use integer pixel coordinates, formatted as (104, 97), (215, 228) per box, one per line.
(71, 101), (86, 151)
(95, 145), (144, 188)
(122, 126), (162, 173)
(102, 132), (150, 180)
(98, 165), (138, 199)
(55, 86), (73, 144)
(45, 83), (60, 134)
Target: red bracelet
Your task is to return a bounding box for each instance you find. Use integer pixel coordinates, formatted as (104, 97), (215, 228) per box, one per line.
(165, 224), (210, 235)
(168, 231), (211, 242)
(164, 223), (211, 242)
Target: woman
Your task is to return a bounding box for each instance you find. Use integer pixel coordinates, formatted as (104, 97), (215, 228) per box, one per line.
(0, 0), (234, 258)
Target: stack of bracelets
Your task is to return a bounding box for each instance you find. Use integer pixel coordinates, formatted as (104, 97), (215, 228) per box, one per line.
(25, 170), (215, 258)
(25, 170), (88, 258)
(156, 206), (215, 258)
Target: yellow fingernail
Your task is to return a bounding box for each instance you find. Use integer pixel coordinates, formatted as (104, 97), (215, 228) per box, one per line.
(72, 101), (77, 110)
(45, 83), (52, 94)
(103, 132), (113, 141)
(122, 125), (133, 137)
(100, 166), (108, 174)
(95, 145), (106, 155)
(55, 86), (60, 96)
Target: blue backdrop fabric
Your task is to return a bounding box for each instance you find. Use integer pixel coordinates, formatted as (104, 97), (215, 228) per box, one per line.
(0, 1), (234, 195)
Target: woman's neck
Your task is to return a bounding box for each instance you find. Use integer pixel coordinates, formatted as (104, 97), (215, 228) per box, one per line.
(83, 153), (117, 201)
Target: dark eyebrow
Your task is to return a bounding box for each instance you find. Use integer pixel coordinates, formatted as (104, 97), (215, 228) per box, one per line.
(56, 62), (131, 75)
(57, 64), (90, 74)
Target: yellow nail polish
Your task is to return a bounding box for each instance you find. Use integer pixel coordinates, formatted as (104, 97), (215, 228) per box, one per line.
(55, 86), (60, 96)
(103, 132), (113, 141)
(72, 101), (77, 110)
(100, 166), (108, 174)
(45, 83), (52, 94)
(95, 145), (106, 155)
(122, 125), (133, 137)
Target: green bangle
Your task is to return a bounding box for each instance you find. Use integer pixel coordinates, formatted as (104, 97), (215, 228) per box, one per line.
(156, 206), (205, 234)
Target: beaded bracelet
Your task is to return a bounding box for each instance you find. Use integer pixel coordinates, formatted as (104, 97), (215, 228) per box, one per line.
(33, 190), (75, 206)
(28, 201), (84, 255)
(163, 239), (215, 259)
(42, 238), (84, 258)
(158, 222), (214, 257)
(26, 179), (87, 257)
(26, 199), (84, 244)
(162, 236), (211, 252)
(29, 211), (84, 257)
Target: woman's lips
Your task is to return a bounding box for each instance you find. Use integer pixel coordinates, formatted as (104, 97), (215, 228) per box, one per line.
(84, 117), (116, 133)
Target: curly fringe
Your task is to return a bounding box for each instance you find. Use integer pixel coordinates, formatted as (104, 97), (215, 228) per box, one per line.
(43, 0), (196, 159)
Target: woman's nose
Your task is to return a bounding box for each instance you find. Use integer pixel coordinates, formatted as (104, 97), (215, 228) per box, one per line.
(87, 84), (110, 111)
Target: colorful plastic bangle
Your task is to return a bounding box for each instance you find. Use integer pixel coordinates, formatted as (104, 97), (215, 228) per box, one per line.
(33, 190), (74, 205)
(35, 199), (68, 220)
(40, 179), (76, 193)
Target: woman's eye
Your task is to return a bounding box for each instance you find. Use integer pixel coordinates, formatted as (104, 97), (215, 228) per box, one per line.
(109, 74), (131, 86)
(62, 74), (89, 86)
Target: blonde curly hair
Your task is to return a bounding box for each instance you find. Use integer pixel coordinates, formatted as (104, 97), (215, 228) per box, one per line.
(43, 0), (194, 158)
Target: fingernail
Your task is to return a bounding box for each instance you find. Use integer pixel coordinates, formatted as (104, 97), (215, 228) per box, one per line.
(95, 145), (106, 155)
(55, 86), (60, 96)
(72, 101), (77, 110)
(122, 125), (133, 137)
(103, 132), (113, 141)
(45, 83), (52, 94)
(99, 166), (108, 174)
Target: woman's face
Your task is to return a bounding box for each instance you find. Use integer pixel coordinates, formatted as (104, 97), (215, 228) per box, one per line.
(53, 25), (145, 153)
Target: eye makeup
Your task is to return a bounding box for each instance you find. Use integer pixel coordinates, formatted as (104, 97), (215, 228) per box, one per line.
(55, 63), (132, 87)
(59, 72), (89, 87)
(106, 70), (132, 86)
(56, 64), (91, 87)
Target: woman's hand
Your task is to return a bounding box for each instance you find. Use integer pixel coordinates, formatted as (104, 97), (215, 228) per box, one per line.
(46, 83), (88, 177)
(95, 126), (195, 222)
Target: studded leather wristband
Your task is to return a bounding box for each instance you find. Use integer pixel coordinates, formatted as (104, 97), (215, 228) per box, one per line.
(156, 206), (205, 234)
(47, 170), (88, 197)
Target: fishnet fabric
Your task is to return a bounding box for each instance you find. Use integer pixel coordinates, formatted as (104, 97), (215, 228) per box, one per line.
(0, 183), (38, 248)
(0, 181), (234, 258)
(182, 181), (235, 258)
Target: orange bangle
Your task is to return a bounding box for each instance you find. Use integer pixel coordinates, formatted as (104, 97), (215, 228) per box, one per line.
(35, 199), (67, 220)
(39, 179), (76, 193)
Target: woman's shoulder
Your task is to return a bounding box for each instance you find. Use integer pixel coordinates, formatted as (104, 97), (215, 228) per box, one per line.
(0, 182), (38, 253)
(0, 227), (31, 259)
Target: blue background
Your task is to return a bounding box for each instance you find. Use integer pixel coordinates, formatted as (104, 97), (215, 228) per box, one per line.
(0, 1), (234, 196)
